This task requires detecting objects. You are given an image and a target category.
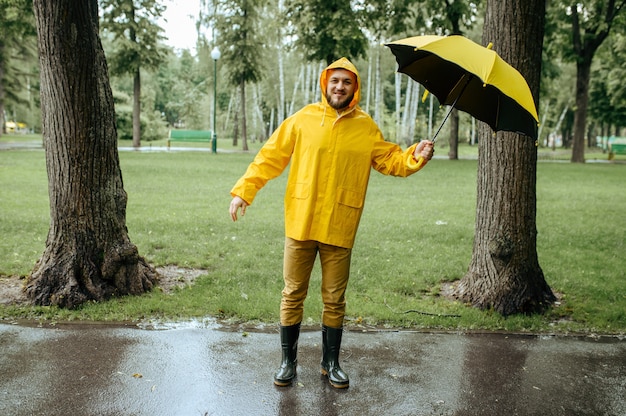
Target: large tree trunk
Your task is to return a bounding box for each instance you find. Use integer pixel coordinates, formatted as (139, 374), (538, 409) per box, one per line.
(453, 0), (555, 316)
(27, 0), (158, 308)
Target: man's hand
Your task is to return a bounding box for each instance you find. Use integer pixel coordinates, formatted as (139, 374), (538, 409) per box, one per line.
(229, 196), (249, 222)
(414, 140), (435, 161)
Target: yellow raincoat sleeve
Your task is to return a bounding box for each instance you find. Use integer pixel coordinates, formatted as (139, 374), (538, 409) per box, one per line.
(370, 136), (426, 177)
(230, 118), (296, 204)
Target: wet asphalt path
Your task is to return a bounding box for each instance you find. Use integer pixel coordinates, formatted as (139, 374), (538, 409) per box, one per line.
(1, 322), (625, 416)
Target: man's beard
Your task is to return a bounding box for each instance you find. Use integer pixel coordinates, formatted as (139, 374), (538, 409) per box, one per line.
(326, 92), (354, 110)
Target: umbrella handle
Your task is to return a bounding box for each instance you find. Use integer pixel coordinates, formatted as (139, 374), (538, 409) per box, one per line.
(431, 74), (474, 143)
(431, 109), (450, 144)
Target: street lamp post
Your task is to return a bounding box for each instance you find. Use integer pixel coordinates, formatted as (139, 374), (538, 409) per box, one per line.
(210, 46), (221, 154)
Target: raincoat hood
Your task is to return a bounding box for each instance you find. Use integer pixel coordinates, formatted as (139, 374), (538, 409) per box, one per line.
(319, 57), (361, 110)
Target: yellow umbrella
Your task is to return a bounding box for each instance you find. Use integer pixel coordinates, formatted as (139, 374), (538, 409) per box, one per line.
(386, 35), (539, 140)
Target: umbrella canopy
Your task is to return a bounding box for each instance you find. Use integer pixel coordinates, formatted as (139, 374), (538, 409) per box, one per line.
(386, 35), (539, 140)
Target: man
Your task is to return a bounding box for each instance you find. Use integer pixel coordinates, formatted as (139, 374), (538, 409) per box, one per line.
(229, 57), (434, 389)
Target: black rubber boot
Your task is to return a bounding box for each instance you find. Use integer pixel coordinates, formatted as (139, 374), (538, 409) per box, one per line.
(274, 323), (300, 386)
(320, 325), (349, 389)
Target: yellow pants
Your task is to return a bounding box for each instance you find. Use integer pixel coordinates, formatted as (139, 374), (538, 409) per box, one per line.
(280, 237), (352, 328)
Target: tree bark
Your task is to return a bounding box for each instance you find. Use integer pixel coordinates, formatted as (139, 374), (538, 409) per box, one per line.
(28, 0), (158, 308)
(453, 0), (555, 316)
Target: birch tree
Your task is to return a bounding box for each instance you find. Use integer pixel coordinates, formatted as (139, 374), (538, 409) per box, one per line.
(358, 0), (414, 126)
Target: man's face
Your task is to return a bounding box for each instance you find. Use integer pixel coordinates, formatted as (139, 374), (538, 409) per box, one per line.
(325, 69), (356, 110)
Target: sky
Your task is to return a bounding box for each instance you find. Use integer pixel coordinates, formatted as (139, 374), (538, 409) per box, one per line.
(160, 0), (202, 51)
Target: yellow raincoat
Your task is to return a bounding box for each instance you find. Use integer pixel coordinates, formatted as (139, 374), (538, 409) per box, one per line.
(230, 57), (427, 248)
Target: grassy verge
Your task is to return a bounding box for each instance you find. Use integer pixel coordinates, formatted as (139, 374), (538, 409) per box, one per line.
(1, 138), (624, 334)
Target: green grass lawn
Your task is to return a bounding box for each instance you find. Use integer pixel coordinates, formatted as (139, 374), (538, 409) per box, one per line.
(1, 135), (624, 334)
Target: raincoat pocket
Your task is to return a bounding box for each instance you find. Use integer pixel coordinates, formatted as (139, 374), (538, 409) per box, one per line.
(336, 188), (364, 209)
(331, 187), (365, 242)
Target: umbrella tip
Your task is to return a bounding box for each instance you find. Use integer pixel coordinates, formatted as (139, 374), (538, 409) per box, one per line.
(486, 42), (493, 50)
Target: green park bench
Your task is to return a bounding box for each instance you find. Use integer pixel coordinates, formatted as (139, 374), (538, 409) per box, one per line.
(167, 129), (214, 149)
(608, 137), (626, 160)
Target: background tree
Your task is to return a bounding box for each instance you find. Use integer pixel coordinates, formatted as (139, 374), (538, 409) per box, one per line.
(536, 6), (571, 149)
(152, 49), (208, 129)
(453, 0), (556, 316)
(0, 0), (37, 136)
(27, 0), (158, 308)
(108, 62), (169, 141)
(263, 0), (288, 126)
(100, 0), (167, 148)
(214, 0), (266, 151)
(549, 0), (626, 162)
(286, 0), (367, 65)
(588, 32), (626, 139)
